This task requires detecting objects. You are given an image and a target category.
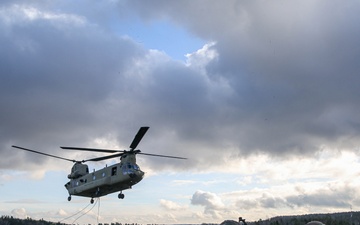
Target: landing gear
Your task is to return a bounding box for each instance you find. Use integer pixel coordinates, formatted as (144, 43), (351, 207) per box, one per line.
(118, 192), (125, 199)
(90, 198), (94, 204)
(68, 196), (71, 201)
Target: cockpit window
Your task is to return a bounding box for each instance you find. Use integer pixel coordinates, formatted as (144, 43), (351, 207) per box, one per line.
(122, 163), (140, 174)
(132, 164), (139, 170)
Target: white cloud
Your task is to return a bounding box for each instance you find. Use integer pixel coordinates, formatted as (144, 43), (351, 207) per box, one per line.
(191, 190), (225, 218)
(0, 4), (86, 28)
(160, 199), (187, 211)
(185, 42), (218, 71)
(57, 209), (68, 216)
(11, 208), (27, 219)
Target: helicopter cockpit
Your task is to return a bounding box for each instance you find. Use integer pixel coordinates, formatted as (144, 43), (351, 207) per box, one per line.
(121, 162), (141, 175)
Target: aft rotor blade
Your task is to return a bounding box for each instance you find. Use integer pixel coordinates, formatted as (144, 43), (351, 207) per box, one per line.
(130, 126), (149, 150)
(61, 146), (123, 153)
(84, 153), (124, 162)
(139, 152), (187, 160)
(12, 145), (76, 162)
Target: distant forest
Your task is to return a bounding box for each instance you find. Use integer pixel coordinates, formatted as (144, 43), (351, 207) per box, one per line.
(247, 211), (360, 225)
(1, 211), (360, 225)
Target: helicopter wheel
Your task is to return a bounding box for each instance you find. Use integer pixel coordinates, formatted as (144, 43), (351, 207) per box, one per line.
(68, 196), (71, 201)
(90, 198), (94, 204)
(118, 193), (125, 199)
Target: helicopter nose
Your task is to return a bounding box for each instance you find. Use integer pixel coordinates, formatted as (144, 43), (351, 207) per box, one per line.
(129, 170), (144, 179)
(135, 170), (144, 178)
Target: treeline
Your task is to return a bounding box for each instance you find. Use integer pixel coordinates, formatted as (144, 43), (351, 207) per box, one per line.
(2, 211), (360, 225)
(0, 216), (66, 225)
(249, 211), (360, 225)
(0, 216), (158, 225)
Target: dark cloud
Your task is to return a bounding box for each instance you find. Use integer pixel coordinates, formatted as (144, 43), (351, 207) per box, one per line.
(121, 0), (360, 157)
(1, 0), (360, 173)
(0, 3), (144, 169)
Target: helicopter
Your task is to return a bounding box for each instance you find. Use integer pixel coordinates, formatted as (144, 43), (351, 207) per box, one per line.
(12, 126), (186, 204)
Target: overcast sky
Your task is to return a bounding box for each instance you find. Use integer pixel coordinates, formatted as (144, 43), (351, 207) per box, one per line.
(1, 0), (360, 224)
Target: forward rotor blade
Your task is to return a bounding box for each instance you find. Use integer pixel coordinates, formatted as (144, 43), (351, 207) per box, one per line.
(12, 145), (75, 163)
(130, 126), (149, 150)
(138, 152), (187, 160)
(84, 153), (124, 162)
(61, 146), (123, 153)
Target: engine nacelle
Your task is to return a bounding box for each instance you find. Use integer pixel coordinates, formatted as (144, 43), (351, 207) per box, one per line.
(68, 162), (89, 179)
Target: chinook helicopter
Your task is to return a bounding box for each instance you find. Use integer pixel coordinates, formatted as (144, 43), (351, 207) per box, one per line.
(12, 127), (186, 204)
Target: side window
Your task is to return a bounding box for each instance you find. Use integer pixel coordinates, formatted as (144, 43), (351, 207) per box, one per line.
(111, 166), (117, 176)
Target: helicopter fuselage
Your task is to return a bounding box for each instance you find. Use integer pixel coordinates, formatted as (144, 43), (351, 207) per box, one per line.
(65, 153), (144, 200)
(65, 160), (144, 199)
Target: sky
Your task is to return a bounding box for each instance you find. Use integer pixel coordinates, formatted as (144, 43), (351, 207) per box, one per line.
(1, 0), (360, 224)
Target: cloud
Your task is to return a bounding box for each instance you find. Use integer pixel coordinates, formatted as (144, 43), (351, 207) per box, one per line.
(1, 0), (360, 176)
(120, 0), (360, 158)
(191, 190), (225, 209)
(191, 190), (225, 218)
(286, 182), (358, 208)
(185, 42), (218, 71)
(259, 193), (288, 209)
(0, 3), (145, 170)
(233, 180), (360, 214)
(57, 209), (68, 217)
(160, 199), (187, 211)
(11, 208), (27, 219)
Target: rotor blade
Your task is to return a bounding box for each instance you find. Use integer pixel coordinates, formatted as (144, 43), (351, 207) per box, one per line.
(130, 126), (149, 150)
(12, 145), (76, 163)
(138, 152), (187, 160)
(61, 146), (123, 153)
(84, 153), (124, 162)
